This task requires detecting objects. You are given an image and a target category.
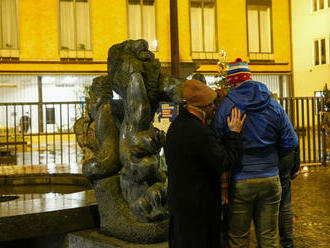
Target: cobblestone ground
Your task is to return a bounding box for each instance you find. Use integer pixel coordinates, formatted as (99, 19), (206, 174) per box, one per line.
(291, 166), (330, 247)
(248, 166), (330, 247)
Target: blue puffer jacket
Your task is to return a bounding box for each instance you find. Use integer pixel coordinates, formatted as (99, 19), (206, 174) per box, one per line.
(212, 80), (298, 180)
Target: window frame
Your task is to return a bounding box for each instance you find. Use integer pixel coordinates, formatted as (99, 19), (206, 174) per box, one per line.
(188, 0), (219, 53)
(312, 0), (327, 11)
(46, 107), (56, 125)
(314, 38), (329, 66)
(246, 0), (274, 57)
(126, 0), (158, 52)
(0, 0), (20, 51)
(57, 0), (93, 52)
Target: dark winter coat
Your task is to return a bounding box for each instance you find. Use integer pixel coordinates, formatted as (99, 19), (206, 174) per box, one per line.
(164, 107), (242, 248)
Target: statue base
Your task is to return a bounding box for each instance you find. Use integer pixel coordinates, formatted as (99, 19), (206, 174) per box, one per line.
(65, 229), (168, 248)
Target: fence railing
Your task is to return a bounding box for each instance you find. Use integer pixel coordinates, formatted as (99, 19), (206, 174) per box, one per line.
(0, 98), (327, 166)
(0, 101), (85, 166)
(279, 97), (326, 165)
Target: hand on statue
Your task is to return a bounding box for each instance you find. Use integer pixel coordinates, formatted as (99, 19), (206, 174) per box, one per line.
(227, 107), (246, 133)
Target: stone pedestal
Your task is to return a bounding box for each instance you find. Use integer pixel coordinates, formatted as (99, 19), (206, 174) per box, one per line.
(64, 229), (168, 248)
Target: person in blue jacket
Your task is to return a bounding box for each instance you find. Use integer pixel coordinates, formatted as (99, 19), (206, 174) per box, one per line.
(212, 58), (298, 248)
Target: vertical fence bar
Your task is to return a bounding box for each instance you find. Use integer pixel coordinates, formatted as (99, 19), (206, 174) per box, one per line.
(301, 98), (306, 163)
(279, 98), (283, 109)
(312, 98), (316, 162)
(30, 104), (33, 165)
(74, 104), (78, 162)
(306, 98), (311, 163)
(321, 97), (326, 165)
(5, 105), (9, 164)
(53, 103), (56, 164)
(14, 105), (17, 158)
(60, 104), (63, 165)
(295, 98), (301, 162)
(285, 98), (289, 114)
(322, 115), (326, 165)
(45, 104), (48, 165)
(67, 103), (70, 166)
(21, 104), (25, 165)
(317, 98), (322, 162)
(38, 104), (41, 165)
(289, 98), (294, 126)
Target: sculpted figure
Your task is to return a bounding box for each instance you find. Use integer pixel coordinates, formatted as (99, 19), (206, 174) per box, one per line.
(75, 76), (121, 181)
(75, 39), (184, 243)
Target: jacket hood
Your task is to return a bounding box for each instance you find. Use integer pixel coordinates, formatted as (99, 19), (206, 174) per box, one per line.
(227, 80), (271, 111)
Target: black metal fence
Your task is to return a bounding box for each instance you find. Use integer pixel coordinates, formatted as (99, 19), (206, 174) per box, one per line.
(279, 97), (325, 165)
(0, 101), (85, 166)
(0, 98), (327, 166)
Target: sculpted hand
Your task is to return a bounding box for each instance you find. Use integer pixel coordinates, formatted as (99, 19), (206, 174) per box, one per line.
(227, 107), (246, 133)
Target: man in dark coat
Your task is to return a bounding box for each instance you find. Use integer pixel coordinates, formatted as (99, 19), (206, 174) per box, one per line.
(164, 79), (246, 248)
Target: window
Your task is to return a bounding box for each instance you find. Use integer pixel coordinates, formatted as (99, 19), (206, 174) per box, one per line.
(321, 39), (326, 64)
(46, 108), (55, 124)
(314, 38), (328, 66)
(314, 40), (320, 65)
(313, 0), (326, 11)
(313, 0), (317, 10)
(59, 0), (92, 52)
(190, 0), (217, 52)
(0, 0), (19, 50)
(247, 0), (273, 55)
(127, 0), (157, 51)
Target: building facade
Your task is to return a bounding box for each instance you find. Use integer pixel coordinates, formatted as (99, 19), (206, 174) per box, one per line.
(0, 0), (293, 97)
(0, 0), (295, 133)
(291, 0), (330, 97)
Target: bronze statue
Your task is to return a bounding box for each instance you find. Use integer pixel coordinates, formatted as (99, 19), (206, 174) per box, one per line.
(74, 39), (184, 243)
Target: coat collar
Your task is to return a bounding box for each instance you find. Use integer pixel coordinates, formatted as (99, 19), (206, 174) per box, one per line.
(185, 105), (206, 124)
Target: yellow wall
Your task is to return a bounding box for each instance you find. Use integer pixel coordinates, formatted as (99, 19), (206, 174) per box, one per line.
(197, 0), (292, 73)
(291, 0), (330, 97)
(272, 0), (292, 64)
(155, 0), (171, 62)
(91, 0), (128, 61)
(177, 0), (191, 62)
(1, 0), (293, 76)
(217, 0), (248, 62)
(19, 0), (59, 61)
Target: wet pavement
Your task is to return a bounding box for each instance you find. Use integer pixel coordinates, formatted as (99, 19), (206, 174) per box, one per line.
(0, 162), (329, 247)
(248, 166), (330, 247)
(290, 166), (330, 247)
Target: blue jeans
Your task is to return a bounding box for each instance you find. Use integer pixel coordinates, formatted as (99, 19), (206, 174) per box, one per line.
(279, 177), (294, 248)
(228, 175), (282, 248)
